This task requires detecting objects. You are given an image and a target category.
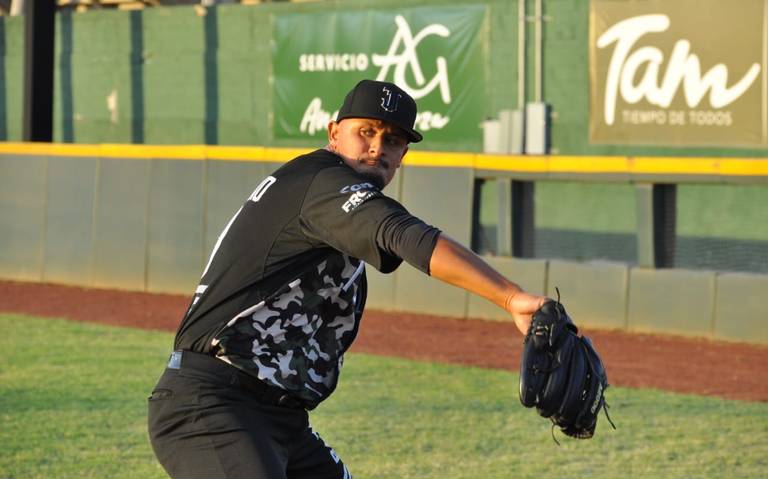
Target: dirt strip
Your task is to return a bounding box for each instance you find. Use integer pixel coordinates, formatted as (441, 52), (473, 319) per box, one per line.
(1, 280), (766, 402)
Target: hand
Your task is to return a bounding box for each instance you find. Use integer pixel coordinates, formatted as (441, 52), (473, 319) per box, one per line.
(506, 292), (548, 335)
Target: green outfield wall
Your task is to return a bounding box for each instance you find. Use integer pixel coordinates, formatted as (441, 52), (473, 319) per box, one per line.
(0, 1), (766, 155)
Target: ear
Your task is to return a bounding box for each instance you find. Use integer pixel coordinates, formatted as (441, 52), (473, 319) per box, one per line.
(327, 121), (339, 147)
(395, 145), (409, 169)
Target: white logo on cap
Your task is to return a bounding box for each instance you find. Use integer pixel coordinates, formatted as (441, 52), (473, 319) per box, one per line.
(381, 87), (402, 112)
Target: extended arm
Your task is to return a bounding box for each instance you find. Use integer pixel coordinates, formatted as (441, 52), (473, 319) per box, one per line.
(428, 234), (547, 335)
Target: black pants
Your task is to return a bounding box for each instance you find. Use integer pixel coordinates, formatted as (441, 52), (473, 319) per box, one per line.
(147, 351), (351, 479)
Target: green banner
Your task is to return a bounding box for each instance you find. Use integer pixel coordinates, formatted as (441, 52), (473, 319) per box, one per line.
(273, 5), (487, 146)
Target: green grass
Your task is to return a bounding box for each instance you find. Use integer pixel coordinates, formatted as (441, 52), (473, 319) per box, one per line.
(1, 314), (767, 479)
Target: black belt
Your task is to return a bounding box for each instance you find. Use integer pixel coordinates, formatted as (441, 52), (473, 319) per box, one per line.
(166, 350), (307, 410)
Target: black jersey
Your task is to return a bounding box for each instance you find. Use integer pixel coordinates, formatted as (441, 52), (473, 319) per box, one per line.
(173, 148), (440, 408)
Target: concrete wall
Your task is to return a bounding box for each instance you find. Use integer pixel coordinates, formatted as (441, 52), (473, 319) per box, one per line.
(0, 149), (280, 294)
(1, 148), (765, 344)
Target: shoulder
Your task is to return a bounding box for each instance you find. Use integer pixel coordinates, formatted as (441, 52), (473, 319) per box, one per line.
(281, 148), (343, 173)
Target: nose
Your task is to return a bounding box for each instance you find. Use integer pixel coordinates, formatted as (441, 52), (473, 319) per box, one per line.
(368, 134), (383, 158)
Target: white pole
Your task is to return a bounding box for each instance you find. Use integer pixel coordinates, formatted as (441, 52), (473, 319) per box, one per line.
(518, 0), (526, 109)
(10, 0), (26, 16)
(534, 0), (542, 103)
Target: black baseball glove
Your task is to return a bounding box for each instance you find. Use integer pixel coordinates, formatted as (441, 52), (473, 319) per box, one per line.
(519, 296), (615, 442)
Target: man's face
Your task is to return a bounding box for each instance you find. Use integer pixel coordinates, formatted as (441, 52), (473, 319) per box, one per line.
(327, 118), (409, 189)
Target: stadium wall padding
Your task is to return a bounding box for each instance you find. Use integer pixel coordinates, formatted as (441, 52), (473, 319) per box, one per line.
(546, 260), (629, 331)
(627, 268), (717, 338)
(1, 151), (766, 344)
(0, 155), (47, 282)
(392, 166), (474, 317)
(714, 273), (768, 344)
(43, 155), (98, 285)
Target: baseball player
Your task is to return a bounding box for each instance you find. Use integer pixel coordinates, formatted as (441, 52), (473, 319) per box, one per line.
(147, 79), (547, 479)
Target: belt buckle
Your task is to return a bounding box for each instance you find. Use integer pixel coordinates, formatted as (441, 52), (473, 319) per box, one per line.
(167, 351), (182, 370)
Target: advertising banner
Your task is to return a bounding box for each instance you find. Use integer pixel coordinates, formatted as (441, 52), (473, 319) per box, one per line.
(589, 0), (768, 147)
(273, 5), (487, 146)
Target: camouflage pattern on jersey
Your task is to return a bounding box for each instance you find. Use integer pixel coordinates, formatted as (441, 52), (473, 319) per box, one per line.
(212, 253), (365, 408)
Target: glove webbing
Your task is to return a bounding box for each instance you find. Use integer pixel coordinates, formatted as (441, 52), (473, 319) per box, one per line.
(550, 399), (616, 445)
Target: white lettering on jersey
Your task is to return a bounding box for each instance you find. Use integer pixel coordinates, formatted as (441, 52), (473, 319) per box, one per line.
(200, 205), (243, 279)
(249, 176), (277, 202)
(190, 284), (208, 306)
(196, 176), (276, 306)
(342, 190), (378, 213)
(339, 182), (375, 194)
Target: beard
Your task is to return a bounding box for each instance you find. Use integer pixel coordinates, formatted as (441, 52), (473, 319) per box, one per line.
(356, 170), (386, 190)
(327, 145), (390, 190)
(351, 156), (389, 190)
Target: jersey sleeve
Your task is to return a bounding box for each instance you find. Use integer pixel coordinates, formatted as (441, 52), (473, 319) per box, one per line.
(299, 165), (438, 274)
(375, 209), (440, 274)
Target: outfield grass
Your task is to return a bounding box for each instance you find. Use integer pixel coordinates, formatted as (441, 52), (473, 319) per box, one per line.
(1, 314), (766, 479)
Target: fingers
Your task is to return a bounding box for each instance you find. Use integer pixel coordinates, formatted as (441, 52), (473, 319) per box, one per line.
(509, 293), (549, 335)
(514, 292), (548, 314)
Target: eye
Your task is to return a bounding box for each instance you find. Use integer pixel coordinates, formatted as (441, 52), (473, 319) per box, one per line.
(360, 128), (375, 137)
(385, 135), (407, 148)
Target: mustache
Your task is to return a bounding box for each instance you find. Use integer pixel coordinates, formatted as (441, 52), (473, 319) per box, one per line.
(358, 156), (389, 169)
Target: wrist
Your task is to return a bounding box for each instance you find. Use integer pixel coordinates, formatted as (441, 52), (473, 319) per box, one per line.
(503, 288), (520, 313)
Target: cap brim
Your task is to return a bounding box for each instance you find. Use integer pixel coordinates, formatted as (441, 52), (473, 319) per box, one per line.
(408, 129), (423, 143)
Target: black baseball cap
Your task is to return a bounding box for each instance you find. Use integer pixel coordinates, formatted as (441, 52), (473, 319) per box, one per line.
(336, 79), (423, 143)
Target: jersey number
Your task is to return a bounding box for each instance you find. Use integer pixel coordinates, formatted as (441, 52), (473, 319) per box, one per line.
(249, 176), (277, 202)
(200, 176), (277, 279)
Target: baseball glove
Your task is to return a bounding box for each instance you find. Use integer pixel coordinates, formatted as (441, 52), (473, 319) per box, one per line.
(519, 295), (615, 442)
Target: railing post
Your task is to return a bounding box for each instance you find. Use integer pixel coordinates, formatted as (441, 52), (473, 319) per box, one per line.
(512, 180), (535, 258)
(636, 183), (677, 268)
(496, 179), (513, 256)
(22, 0), (56, 142)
